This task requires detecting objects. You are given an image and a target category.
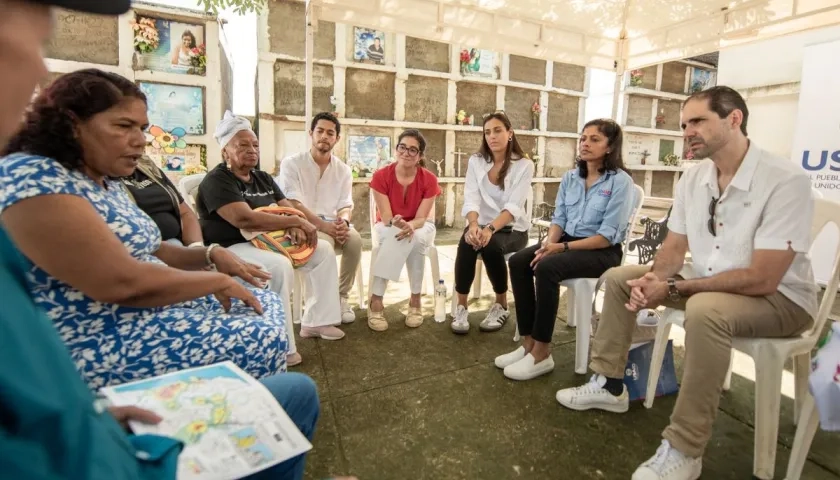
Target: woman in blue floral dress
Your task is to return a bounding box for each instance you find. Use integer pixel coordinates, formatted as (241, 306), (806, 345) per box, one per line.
(0, 69), (290, 390)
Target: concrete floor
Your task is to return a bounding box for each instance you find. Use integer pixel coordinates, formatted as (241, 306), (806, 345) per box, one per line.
(291, 228), (840, 480)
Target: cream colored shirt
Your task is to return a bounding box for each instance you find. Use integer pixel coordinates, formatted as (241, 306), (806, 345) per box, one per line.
(668, 142), (818, 317)
(279, 151), (353, 218)
(461, 154), (534, 232)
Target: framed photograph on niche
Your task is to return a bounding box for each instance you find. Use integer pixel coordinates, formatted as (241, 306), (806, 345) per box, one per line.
(688, 68), (716, 94)
(353, 27), (385, 65)
(138, 82), (205, 135)
(347, 136), (391, 177)
(459, 48), (497, 79)
(145, 142), (206, 184)
(131, 16), (206, 75)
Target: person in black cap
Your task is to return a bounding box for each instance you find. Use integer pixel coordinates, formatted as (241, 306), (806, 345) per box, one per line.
(0, 2), (353, 479)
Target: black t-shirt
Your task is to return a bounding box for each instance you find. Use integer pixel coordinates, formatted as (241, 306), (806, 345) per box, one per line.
(197, 163), (286, 247)
(121, 168), (184, 242)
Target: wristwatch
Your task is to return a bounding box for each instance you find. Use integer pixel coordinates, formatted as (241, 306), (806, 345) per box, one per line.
(562, 241), (569, 252)
(666, 278), (681, 302)
(485, 224), (496, 233)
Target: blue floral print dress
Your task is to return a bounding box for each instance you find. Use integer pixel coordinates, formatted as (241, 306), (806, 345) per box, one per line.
(0, 154), (288, 389)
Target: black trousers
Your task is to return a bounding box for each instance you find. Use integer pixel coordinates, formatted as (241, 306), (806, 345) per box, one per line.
(508, 234), (622, 343)
(454, 228), (529, 295)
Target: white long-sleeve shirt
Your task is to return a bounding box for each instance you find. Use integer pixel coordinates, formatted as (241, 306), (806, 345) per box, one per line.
(461, 154), (534, 232)
(279, 151), (354, 218)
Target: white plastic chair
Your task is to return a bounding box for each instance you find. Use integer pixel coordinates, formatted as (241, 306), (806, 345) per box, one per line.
(177, 173), (206, 212)
(783, 392), (821, 480)
(561, 183), (646, 374)
(643, 197), (840, 480)
(366, 190), (441, 301)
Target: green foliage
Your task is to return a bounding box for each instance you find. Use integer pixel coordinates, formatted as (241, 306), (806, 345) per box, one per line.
(195, 0), (266, 15)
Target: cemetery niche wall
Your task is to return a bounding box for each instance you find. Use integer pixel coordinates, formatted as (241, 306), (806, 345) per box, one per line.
(257, 0), (590, 231)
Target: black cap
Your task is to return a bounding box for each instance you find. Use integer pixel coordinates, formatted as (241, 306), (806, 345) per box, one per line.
(31, 0), (132, 15)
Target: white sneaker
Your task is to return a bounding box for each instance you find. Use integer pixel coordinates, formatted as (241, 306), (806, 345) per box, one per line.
(503, 353), (555, 380)
(555, 374), (629, 413)
(451, 305), (470, 334)
(479, 303), (509, 332)
(632, 440), (702, 480)
(494, 346), (526, 369)
(340, 297), (356, 324)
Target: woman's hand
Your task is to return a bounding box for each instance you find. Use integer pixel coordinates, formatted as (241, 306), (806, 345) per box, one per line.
(530, 242), (564, 268)
(287, 227), (306, 246)
(210, 247), (271, 288)
(214, 278), (264, 314)
(476, 226), (493, 248)
(395, 222), (415, 241)
(465, 222), (481, 248)
(109, 405), (162, 432)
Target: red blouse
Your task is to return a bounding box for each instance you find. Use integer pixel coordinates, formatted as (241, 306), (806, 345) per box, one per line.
(370, 163), (441, 222)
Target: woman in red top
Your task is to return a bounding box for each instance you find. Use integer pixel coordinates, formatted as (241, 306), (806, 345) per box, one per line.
(368, 129), (441, 331)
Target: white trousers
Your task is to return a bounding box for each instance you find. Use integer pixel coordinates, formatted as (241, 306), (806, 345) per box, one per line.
(228, 239), (342, 333)
(370, 222), (436, 296)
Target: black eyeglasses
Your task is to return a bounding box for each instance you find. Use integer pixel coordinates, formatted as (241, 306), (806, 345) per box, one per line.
(708, 197), (718, 236)
(396, 144), (420, 157)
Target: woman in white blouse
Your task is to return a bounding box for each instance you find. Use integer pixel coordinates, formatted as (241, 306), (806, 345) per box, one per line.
(451, 111), (534, 334)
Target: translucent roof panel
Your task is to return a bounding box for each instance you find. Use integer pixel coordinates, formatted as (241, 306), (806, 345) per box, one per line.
(310, 0), (840, 70)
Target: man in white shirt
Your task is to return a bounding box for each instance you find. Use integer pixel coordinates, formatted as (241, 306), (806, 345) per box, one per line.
(555, 86), (818, 480)
(280, 112), (361, 323)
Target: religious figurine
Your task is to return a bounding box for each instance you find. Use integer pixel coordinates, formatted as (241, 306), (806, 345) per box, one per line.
(640, 149), (650, 165)
(430, 158), (445, 177)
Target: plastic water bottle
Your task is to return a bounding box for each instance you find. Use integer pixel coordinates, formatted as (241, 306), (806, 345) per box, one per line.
(434, 279), (447, 323)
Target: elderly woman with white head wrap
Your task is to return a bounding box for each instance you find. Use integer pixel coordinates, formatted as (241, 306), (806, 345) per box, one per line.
(196, 112), (348, 352)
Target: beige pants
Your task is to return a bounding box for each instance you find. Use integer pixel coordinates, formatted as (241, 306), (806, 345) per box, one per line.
(590, 264), (812, 457)
(317, 228), (362, 299)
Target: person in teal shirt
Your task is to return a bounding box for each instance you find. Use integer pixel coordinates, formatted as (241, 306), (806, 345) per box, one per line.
(0, 2), (354, 479)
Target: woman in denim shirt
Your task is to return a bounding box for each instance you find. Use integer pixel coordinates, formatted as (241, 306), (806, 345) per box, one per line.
(495, 119), (635, 381)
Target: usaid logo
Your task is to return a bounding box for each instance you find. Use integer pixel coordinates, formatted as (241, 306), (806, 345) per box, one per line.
(802, 150), (840, 171)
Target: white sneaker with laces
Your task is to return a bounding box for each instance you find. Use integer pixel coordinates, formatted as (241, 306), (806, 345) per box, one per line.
(555, 374), (629, 413)
(479, 303), (509, 332)
(631, 440), (702, 480)
(340, 297), (356, 324)
(503, 353), (555, 380)
(494, 346), (526, 369)
(451, 305), (470, 334)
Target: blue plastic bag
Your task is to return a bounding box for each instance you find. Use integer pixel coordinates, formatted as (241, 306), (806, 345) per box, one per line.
(624, 340), (680, 402)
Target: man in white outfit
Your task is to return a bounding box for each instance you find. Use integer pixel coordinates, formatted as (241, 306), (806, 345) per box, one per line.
(196, 112), (348, 364)
(280, 112), (361, 324)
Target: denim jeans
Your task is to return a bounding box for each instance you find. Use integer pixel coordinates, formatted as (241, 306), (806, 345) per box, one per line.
(247, 373), (320, 480)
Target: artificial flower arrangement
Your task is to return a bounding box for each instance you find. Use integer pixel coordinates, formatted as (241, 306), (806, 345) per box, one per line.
(661, 153), (681, 166)
(188, 44), (207, 76)
(459, 49), (471, 74)
(629, 69), (644, 87)
(184, 164), (208, 176)
(130, 17), (160, 54)
(531, 102), (542, 130)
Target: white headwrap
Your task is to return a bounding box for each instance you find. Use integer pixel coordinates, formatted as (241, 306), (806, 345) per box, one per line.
(214, 110), (255, 150)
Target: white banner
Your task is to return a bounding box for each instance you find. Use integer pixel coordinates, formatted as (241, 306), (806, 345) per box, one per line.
(791, 38), (840, 285)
